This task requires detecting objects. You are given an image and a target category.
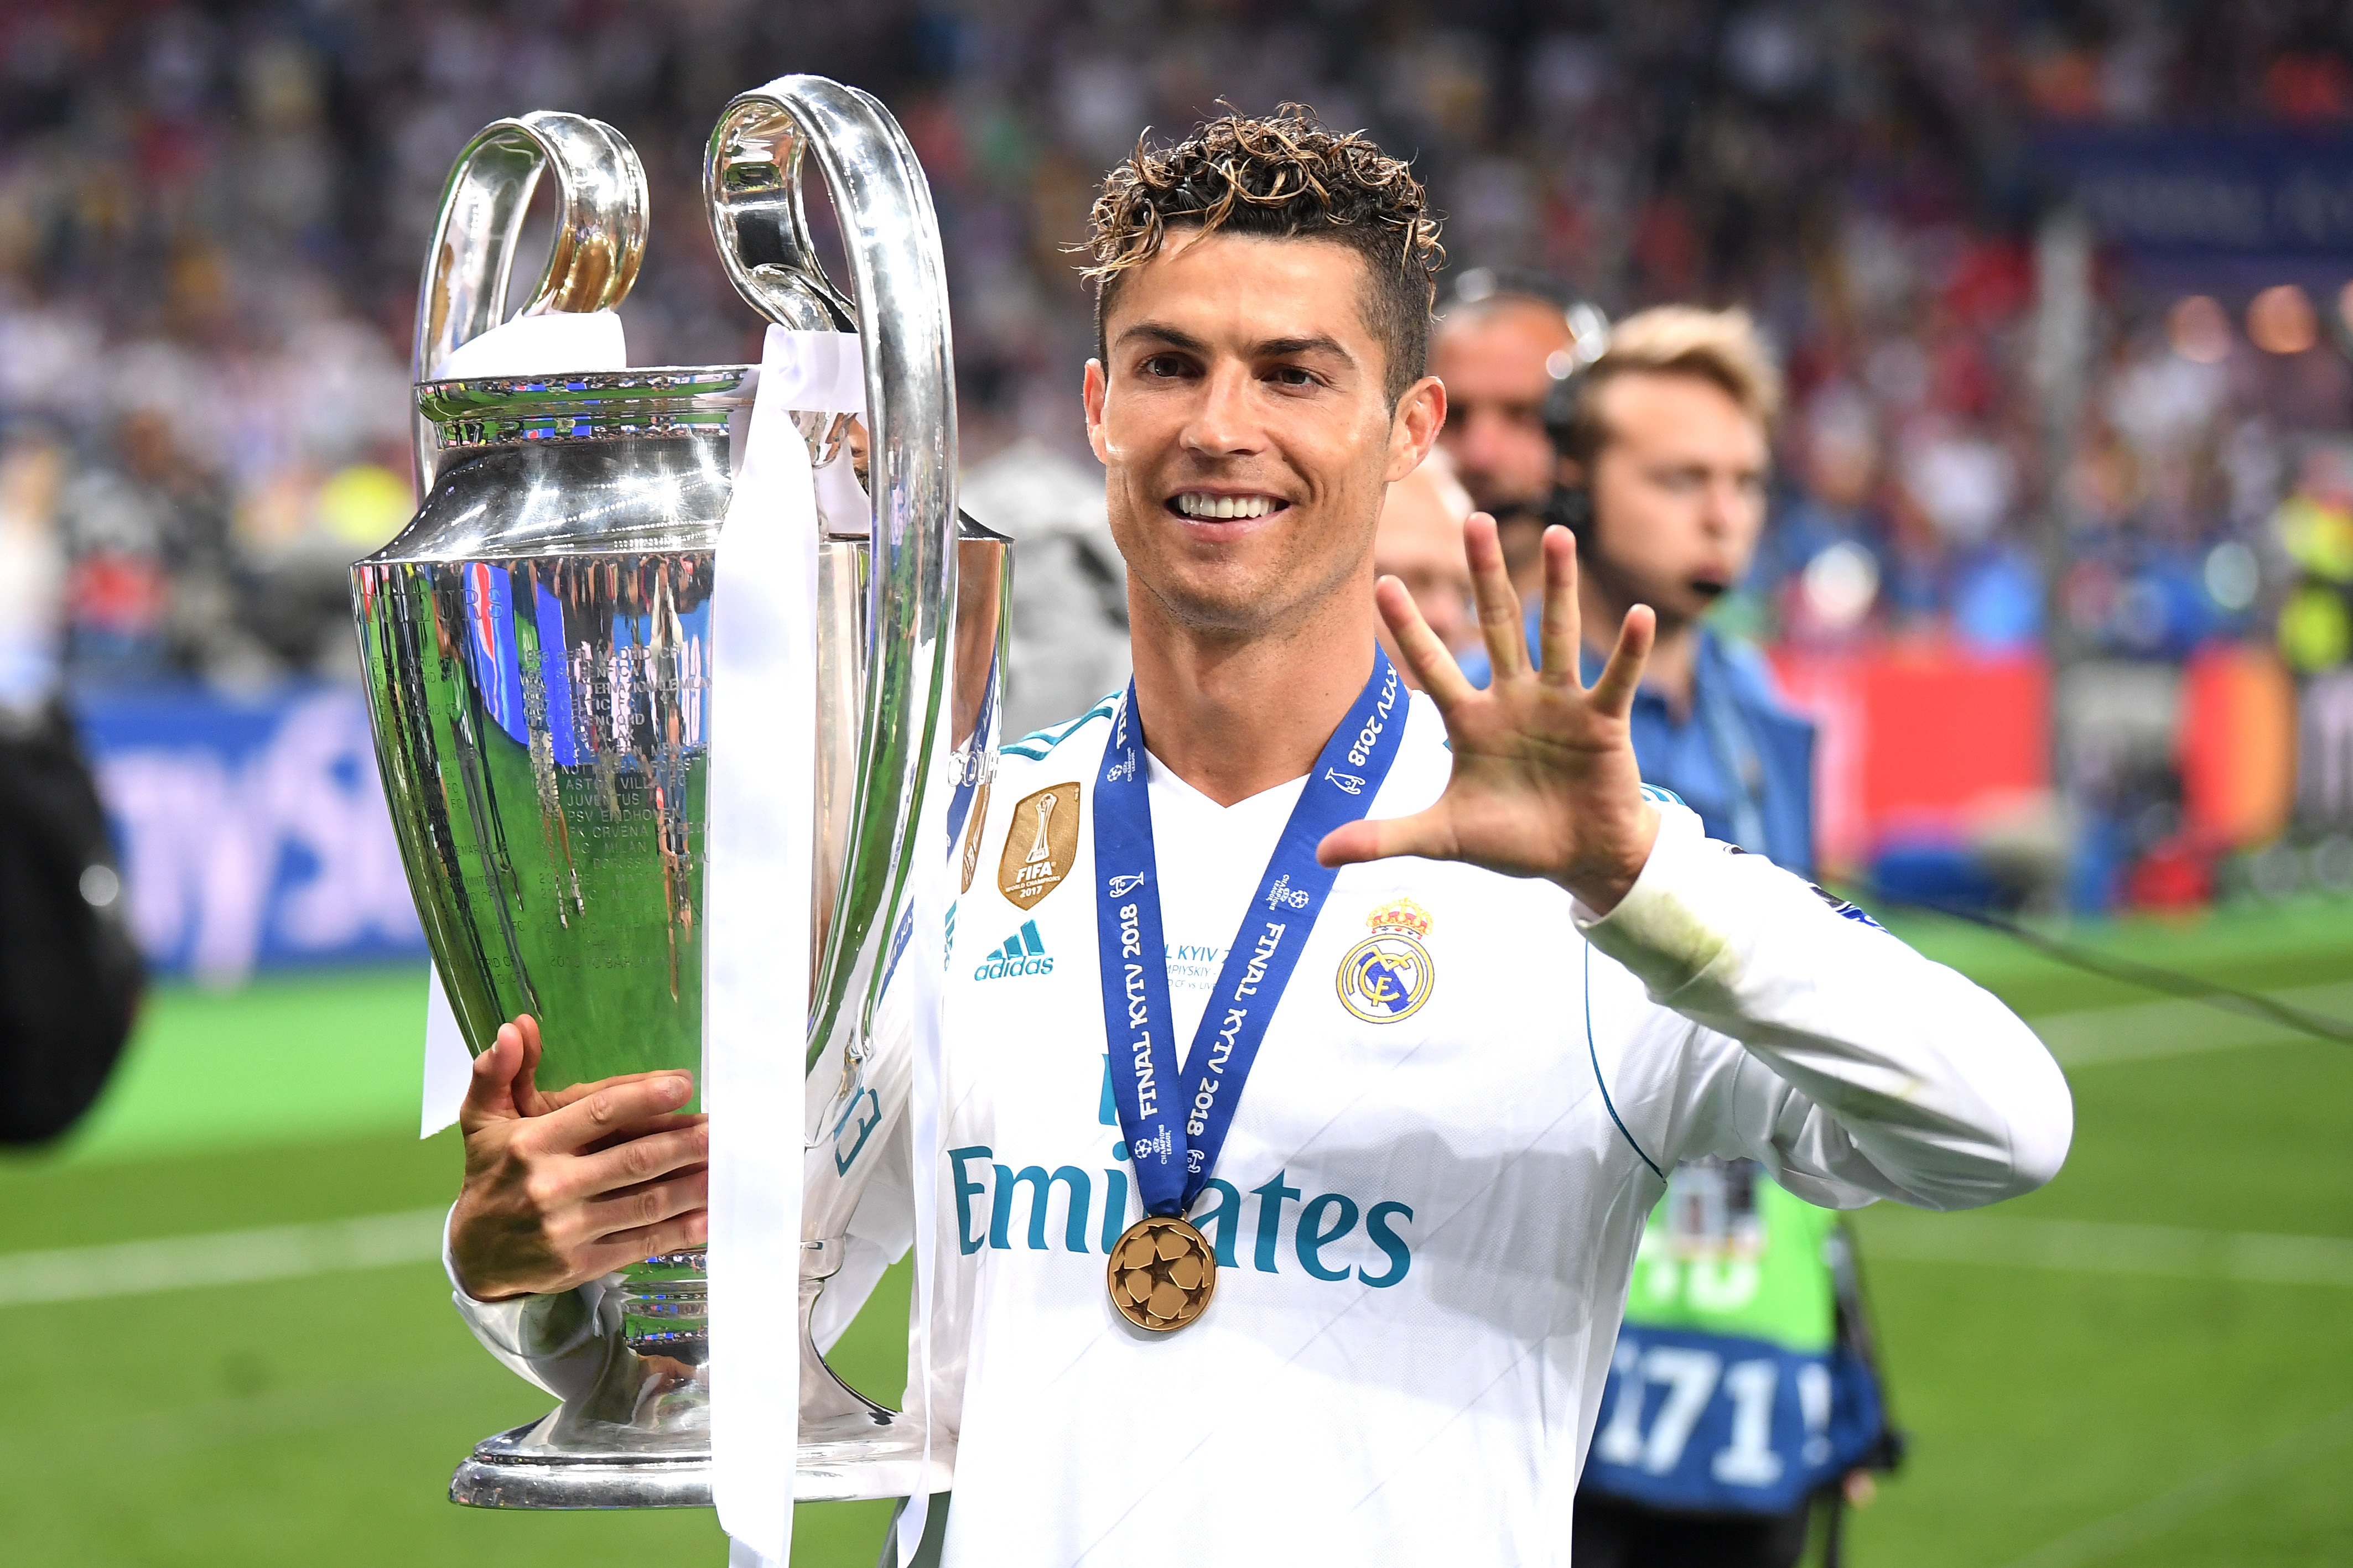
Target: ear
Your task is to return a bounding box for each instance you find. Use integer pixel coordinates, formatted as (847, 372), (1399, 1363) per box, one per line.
(1385, 374), (1446, 484)
(1082, 358), (1110, 466)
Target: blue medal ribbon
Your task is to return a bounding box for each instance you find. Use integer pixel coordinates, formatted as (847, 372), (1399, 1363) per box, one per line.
(1093, 649), (1407, 1218)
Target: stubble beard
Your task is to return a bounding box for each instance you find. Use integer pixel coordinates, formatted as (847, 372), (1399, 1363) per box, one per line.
(1581, 534), (1701, 640)
(1116, 498), (1367, 648)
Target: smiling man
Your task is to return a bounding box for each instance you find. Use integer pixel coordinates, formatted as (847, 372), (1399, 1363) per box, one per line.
(444, 108), (2070, 1566)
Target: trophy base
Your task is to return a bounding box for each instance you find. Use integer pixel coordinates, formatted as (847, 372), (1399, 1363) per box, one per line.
(451, 1253), (944, 1508)
(450, 1418), (712, 1509)
(450, 1415), (939, 1508)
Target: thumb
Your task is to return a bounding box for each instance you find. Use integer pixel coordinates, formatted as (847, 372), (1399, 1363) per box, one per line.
(510, 1013), (558, 1117)
(1317, 809), (1459, 871)
(459, 1021), (528, 1133)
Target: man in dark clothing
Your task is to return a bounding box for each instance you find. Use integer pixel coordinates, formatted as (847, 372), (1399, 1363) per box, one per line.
(0, 699), (142, 1143)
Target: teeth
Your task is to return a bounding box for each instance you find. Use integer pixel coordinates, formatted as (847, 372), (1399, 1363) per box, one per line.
(1177, 494), (1274, 519)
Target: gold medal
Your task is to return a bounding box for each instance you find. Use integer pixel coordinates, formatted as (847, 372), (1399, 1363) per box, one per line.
(1105, 1216), (1217, 1332)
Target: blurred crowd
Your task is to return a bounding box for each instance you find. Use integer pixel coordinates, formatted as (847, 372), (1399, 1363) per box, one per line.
(4, 0), (2353, 707)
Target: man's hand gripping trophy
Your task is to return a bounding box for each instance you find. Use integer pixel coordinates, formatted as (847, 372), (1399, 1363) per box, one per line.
(446, 1015), (710, 1301)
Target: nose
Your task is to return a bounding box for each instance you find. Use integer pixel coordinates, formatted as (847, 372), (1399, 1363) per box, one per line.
(1700, 475), (1768, 572)
(1180, 361), (1265, 461)
(1701, 472), (1748, 539)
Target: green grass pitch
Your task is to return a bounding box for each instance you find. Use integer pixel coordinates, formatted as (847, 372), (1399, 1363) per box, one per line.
(3, 898), (2349, 1565)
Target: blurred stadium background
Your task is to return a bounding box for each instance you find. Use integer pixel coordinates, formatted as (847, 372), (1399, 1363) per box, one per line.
(2, 1), (2349, 1564)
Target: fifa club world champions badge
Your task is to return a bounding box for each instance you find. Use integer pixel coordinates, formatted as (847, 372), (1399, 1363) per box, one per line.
(1336, 897), (1436, 1024)
(1000, 782), (1081, 908)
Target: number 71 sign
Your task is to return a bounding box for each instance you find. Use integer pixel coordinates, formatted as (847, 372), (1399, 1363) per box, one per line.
(1582, 1327), (1878, 1515)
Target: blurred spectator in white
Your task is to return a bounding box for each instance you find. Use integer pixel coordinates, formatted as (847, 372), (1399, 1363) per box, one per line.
(56, 411), (232, 685)
(0, 430), (66, 713)
(1373, 447), (1475, 678)
(1762, 384), (1885, 645)
(959, 439), (1128, 739)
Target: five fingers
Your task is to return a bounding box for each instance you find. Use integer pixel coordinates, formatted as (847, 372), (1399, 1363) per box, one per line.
(542, 1070), (692, 1116)
(510, 1014), (554, 1116)
(459, 1020), (528, 1132)
(1535, 527), (1583, 686)
(1464, 513), (1529, 682)
(456, 1017), (710, 1293)
(1318, 806), (1457, 871)
(1586, 604), (1656, 719)
(533, 1071), (697, 1157)
(1451, 519), (1651, 707)
(1374, 577), (1474, 705)
(579, 1166), (710, 1248)
(578, 1210), (710, 1276)
(569, 1119), (710, 1197)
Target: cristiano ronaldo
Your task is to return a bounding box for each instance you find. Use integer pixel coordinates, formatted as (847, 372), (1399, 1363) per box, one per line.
(445, 108), (2071, 1566)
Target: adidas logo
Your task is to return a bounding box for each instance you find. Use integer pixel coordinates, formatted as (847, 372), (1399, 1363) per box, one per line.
(973, 919), (1055, 981)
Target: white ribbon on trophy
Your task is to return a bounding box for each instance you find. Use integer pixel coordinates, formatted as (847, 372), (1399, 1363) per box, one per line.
(430, 309), (628, 382)
(707, 324), (869, 1568)
(716, 326), (954, 1568)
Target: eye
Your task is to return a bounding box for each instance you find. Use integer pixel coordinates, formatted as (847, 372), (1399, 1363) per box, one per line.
(1138, 353), (1191, 379)
(1268, 364), (1321, 390)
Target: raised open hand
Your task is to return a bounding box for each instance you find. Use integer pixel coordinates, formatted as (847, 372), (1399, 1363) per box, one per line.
(1317, 515), (1661, 914)
(448, 1014), (709, 1301)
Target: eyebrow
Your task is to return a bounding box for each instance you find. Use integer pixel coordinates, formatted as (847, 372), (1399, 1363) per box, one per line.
(1257, 334), (1353, 364)
(1116, 322), (1210, 354)
(1115, 322), (1357, 366)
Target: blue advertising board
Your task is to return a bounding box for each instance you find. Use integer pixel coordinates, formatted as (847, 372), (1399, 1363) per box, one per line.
(77, 685), (427, 984)
(2039, 129), (2353, 264)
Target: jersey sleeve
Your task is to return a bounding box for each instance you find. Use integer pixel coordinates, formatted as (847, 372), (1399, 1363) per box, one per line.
(442, 1207), (620, 1400)
(1573, 803), (2072, 1212)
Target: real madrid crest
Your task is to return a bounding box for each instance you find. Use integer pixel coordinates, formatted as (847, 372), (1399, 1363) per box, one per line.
(1336, 897), (1436, 1024)
(998, 782), (1081, 909)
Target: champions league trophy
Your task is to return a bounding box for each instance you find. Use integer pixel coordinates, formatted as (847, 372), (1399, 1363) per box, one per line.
(352, 84), (1005, 1508)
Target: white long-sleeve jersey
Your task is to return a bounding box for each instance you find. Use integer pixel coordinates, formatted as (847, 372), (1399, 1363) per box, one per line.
(453, 689), (2070, 1565)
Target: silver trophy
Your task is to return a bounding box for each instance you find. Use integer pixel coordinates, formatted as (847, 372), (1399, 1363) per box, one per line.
(353, 83), (1005, 1508)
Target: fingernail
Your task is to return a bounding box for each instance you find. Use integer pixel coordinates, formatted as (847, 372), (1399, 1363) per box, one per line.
(663, 1076), (690, 1105)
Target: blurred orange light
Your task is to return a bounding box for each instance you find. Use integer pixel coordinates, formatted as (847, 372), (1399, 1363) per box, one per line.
(2168, 295), (2232, 363)
(2247, 284), (2318, 355)
(2339, 279), (2353, 335)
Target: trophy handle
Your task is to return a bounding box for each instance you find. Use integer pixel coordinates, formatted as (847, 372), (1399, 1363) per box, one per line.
(703, 81), (958, 1084)
(704, 104), (856, 334)
(411, 111), (649, 483)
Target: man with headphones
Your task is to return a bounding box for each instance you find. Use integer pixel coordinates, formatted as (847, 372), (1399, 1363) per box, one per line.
(1455, 303), (1815, 873)
(1456, 304), (1892, 1566)
(1430, 270), (1600, 602)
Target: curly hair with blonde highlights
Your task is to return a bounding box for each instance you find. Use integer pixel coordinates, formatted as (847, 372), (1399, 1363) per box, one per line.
(1080, 105), (1446, 405)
